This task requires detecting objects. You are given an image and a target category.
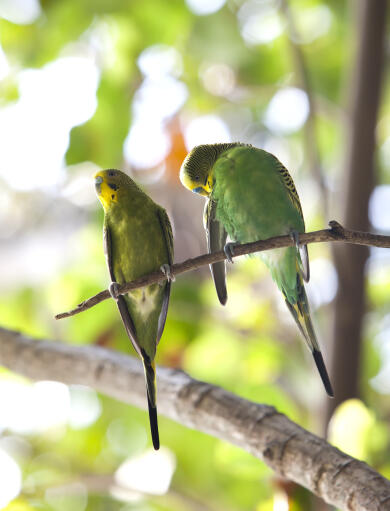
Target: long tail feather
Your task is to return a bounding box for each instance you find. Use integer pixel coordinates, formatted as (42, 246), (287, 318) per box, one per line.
(312, 349), (334, 398)
(147, 392), (160, 450)
(285, 278), (334, 397)
(142, 354), (160, 450)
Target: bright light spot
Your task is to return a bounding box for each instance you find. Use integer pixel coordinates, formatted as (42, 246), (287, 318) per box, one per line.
(306, 258), (338, 308)
(115, 447), (176, 495)
(0, 44), (10, 80)
(328, 399), (375, 459)
(238, 0), (284, 46)
(124, 122), (171, 169)
(371, 348), (390, 393)
(19, 58), (98, 127)
(0, 56), (100, 190)
(273, 490), (289, 511)
(184, 115), (231, 150)
(264, 87), (309, 135)
(138, 45), (183, 78)
(81, 18), (119, 73)
(0, 379), (70, 434)
(370, 315), (390, 393)
(292, 5), (332, 44)
(45, 483), (88, 511)
(186, 0), (226, 16)
(133, 77), (188, 123)
(0, 0), (41, 24)
(31, 381), (71, 432)
(62, 162), (100, 208)
(124, 76), (187, 169)
(369, 185), (390, 231)
(68, 385), (101, 429)
(200, 63), (236, 97)
(0, 448), (22, 507)
(379, 136), (390, 169)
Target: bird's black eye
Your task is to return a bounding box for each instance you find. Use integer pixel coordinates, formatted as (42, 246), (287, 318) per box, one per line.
(108, 170), (115, 177)
(195, 175), (199, 181)
(108, 183), (118, 191)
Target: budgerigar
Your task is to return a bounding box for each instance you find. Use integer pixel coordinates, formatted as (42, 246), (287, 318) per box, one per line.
(95, 169), (174, 449)
(180, 143), (333, 397)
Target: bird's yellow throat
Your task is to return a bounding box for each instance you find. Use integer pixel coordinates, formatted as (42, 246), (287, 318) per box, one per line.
(94, 172), (117, 211)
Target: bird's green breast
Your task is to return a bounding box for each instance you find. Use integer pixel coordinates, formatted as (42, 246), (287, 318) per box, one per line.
(105, 193), (169, 357)
(212, 146), (305, 303)
(107, 199), (168, 281)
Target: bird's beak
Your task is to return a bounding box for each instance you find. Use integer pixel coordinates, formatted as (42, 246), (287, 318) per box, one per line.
(95, 175), (103, 194)
(192, 186), (208, 196)
(192, 179), (212, 196)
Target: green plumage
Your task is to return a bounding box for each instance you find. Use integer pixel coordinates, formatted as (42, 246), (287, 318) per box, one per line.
(180, 143), (333, 397)
(212, 145), (304, 303)
(95, 169), (174, 449)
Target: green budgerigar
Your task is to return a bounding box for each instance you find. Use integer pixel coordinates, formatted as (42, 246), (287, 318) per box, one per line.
(180, 143), (333, 397)
(95, 169), (174, 449)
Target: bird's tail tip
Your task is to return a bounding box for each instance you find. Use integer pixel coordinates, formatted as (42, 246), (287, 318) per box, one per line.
(312, 349), (334, 398)
(147, 394), (160, 450)
(143, 355), (160, 450)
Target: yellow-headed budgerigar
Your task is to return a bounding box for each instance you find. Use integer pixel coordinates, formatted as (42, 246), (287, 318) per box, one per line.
(95, 169), (174, 449)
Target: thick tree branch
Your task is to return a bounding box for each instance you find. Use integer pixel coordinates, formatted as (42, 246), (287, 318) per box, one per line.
(0, 326), (389, 510)
(55, 221), (390, 320)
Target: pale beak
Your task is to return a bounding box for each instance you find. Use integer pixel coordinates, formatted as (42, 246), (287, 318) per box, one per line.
(95, 175), (103, 193)
(192, 185), (210, 197)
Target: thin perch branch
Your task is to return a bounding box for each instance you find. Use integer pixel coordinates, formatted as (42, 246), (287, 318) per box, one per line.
(55, 221), (390, 320)
(0, 326), (389, 510)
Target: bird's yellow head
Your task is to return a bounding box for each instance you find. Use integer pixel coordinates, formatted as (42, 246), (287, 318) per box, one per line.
(94, 169), (131, 210)
(179, 143), (244, 197)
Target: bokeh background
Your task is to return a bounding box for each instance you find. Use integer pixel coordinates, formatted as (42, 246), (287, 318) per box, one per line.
(0, 0), (389, 509)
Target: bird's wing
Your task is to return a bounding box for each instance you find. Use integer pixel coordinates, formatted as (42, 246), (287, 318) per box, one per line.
(275, 160), (310, 282)
(103, 223), (141, 356)
(156, 208), (174, 343)
(204, 198), (228, 305)
(275, 160), (304, 221)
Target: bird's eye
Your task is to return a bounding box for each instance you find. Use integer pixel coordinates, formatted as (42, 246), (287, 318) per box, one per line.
(108, 183), (118, 191)
(195, 175), (199, 181)
(108, 170), (115, 177)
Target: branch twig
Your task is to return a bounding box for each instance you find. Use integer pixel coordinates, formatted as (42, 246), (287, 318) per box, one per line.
(55, 221), (390, 320)
(0, 326), (389, 510)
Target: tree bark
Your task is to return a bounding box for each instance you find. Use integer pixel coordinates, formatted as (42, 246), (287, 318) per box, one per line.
(1, 326), (390, 511)
(328, 0), (387, 422)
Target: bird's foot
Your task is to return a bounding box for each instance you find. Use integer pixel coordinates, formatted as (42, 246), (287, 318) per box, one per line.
(290, 230), (300, 248)
(109, 282), (121, 301)
(160, 264), (175, 282)
(224, 242), (239, 263)
(290, 230), (310, 282)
